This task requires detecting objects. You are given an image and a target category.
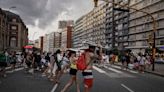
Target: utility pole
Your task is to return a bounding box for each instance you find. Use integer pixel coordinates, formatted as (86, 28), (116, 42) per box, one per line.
(112, 0), (115, 49)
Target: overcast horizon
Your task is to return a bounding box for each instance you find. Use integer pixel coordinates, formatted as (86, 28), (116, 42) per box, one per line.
(0, 0), (94, 41)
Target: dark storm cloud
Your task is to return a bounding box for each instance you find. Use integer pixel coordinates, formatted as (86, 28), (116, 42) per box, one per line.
(0, 0), (92, 29)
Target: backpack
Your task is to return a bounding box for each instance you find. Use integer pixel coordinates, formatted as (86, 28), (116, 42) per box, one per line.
(76, 53), (86, 71)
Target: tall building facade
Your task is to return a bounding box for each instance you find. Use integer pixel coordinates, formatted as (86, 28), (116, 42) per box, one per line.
(42, 32), (62, 52)
(73, 16), (85, 48)
(0, 8), (7, 52)
(39, 36), (44, 52)
(73, 0), (164, 53)
(106, 0), (130, 50)
(93, 3), (106, 46)
(73, 3), (107, 48)
(43, 33), (54, 52)
(43, 34), (49, 52)
(54, 32), (61, 48)
(61, 26), (73, 48)
(5, 11), (28, 51)
(0, 8), (28, 52)
(127, 0), (164, 53)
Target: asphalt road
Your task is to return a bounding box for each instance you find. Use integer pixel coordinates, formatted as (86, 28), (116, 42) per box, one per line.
(0, 64), (164, 92)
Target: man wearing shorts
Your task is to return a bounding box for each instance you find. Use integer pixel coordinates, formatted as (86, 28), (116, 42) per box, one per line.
(82, 45), (101, 92)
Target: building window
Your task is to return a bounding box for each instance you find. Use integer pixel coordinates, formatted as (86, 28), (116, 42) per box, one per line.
(10, 37), (17, 47)
(12, 18), (17, 22)
(158, 30), (164, 36)
(129, 42), (136, 46)
(142, 41), (147, 46)
(10, 25), (17, 30)
(160, 40), (164, 45)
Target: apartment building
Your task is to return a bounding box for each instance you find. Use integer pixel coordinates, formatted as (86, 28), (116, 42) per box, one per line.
(106, 0), (129, 50)
(73, 3), (107, 48)
(61, 26), (73, 48)
(73, 16), (85, 48)
(0, 10), (29, 52)
(43, 34), (50, 52)
(73, 0), (164, 53)
(39, 36), (44, 52)
(126, 0), (164, 53)
(0, 8), (7, 51)
(54, 32), (61, 48)
(93, 3), (107, 46)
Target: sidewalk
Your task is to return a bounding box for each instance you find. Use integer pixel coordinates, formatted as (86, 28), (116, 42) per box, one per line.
(145, 63), (164, 77)
(114, 62), (164, 77)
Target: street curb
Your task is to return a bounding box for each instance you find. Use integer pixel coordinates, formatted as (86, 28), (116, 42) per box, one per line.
(144, 71), (164, 77)
(114, 63), (164, 78)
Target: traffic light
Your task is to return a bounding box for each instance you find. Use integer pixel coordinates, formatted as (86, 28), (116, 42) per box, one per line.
(93, 0), (98, 7)
(147, 33), (154, 48)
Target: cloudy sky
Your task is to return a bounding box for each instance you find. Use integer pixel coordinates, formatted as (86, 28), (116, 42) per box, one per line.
(0, 0), (94, 40)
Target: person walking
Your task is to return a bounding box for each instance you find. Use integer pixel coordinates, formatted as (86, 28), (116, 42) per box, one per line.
(125, 53), (130, 70)
(82, 45), (101, 92)
(111, 53), (116, 65)
(139, 54), (146, 73)
(61, 51), (80, 92)
(0, 52), (8, 77)
(25, 52), (34, 74)
(53, 49), (63, 83)
(43, 53), (51, 76)
(48, 52), (56, 80)
(10, 51), (17, 72)
(61, 51), (70, 74)
(121, 54), (126, 69)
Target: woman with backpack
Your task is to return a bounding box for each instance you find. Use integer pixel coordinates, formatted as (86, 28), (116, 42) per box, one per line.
(61, 51), (80, 92)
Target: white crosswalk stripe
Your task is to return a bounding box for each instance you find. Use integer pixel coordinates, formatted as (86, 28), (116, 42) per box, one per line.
(105, 64), (138, 74)
(6, 67), (24, 74)
(104, 65), (123, 74)
(94, 65), (135, 78)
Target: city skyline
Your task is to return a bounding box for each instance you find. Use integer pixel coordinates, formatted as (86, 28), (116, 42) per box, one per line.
(0, 0), (94, 40)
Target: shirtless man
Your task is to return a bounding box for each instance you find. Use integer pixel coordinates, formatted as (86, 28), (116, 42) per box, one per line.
(82, 45), (102, 92)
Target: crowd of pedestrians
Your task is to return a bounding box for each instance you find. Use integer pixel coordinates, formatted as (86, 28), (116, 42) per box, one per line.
(1, 46), (155, 92)
(0, 45), (100, 92)
(0, 50), (24, 77)
(109, 52), (153, 73)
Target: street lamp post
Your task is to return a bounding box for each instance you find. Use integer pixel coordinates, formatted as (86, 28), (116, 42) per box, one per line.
(92, 0), (157, 71)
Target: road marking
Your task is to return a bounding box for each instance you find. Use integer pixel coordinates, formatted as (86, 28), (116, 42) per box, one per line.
(6, 67), (24, 73)
(104, 66), (123, 74)
(111, 65), (138, 74)
(121, 84), (135, 92)
(50, 84), (58, 92)
(5, 67), (11, 70)
(93, 66), (106, 73)
(14, 67), (24, 71)
(111, 65), (122, 69)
